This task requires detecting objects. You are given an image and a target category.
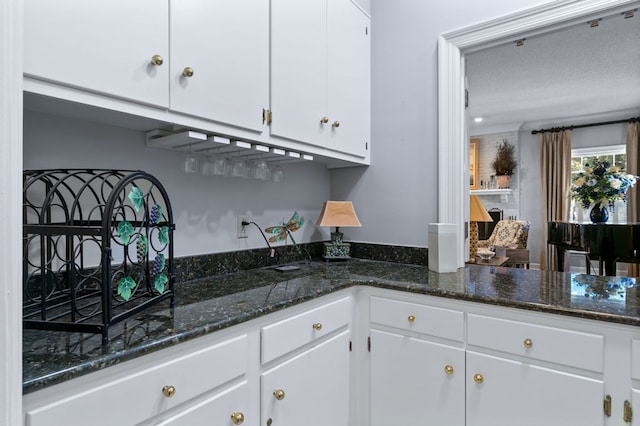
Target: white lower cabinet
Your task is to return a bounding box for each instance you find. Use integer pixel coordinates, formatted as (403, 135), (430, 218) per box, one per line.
(365, 291), (640, 426)
(466, 351), (604, 426)
(368, 296), (465, 425)
(22, 288), (640, 426)
(369, 329), (464, 425)
(23, 293), (353, 426)
(631, 339), (640, 425)
(261, 331), (351, 426)
(23, 334), (250, 426)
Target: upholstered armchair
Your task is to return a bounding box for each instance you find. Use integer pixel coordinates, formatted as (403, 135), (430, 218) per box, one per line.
(478, 220), (531, 268)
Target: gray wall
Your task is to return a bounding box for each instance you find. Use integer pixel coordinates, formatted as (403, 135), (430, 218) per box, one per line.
(23, 111), (331, 257)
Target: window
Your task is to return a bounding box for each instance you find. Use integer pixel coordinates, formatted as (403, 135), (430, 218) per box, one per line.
(570, 145), (628, 222)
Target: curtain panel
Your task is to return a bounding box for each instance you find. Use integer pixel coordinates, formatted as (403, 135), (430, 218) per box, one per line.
(626, 122), (640, 277)
(540, 130), (572, 271)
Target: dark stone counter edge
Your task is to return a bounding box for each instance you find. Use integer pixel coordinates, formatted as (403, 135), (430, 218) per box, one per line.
(23, 277), (640, 395)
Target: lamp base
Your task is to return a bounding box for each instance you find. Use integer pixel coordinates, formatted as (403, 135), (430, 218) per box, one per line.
(322, 242), (351, 261)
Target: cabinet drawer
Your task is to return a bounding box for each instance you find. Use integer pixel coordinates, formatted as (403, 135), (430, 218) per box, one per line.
(152, 381), (250, 426)
(25, 334), (248, 426)
(467, 314), (604, 372)
(262, 297), (351, 364)
(370, 296), (464, 342)
(632, 339), (640, 380)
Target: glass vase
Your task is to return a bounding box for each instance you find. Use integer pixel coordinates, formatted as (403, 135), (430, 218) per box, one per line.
(589, 205), (609, 223)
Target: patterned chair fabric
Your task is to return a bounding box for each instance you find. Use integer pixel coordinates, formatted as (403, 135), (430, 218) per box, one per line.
(478, 220), (530, 250)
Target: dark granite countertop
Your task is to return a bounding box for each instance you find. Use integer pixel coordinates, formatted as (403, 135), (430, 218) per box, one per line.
(23, 260), (640, 394)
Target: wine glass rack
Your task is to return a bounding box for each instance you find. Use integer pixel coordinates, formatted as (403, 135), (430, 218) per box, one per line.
(23, 169), (175, 344)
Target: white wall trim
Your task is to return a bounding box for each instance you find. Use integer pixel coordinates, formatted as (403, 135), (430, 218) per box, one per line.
(1, 0), (23, 423)
(438, 0), (640, 268)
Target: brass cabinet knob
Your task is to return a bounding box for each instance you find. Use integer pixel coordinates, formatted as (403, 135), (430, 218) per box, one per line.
(162, 385), (176, 398)
(230, 412), (245, 424)
(523, 338), (533, 348)
(444, 365), (454, 375)
(151, 54), (164, 66)
(473, 373), (484, 384)
(312, 322), (322, 331)
(408, 315), (416, 323)
(320, 117), (329, 124)
(182, 67), (194, 77)
(273, 389), (286, 400)
(332, 121), (340, 128)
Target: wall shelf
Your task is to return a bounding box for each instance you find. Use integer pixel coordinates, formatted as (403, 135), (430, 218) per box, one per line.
(470, 189), (512, 196)
(470, 188), (512, 203)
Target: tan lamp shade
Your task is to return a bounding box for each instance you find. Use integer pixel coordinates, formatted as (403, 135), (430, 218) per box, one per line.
(316, 201), (362, 227)
(469, 195), (493, 223)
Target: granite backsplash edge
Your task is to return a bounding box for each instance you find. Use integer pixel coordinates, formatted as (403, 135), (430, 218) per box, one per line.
(174, 242), (428, 282)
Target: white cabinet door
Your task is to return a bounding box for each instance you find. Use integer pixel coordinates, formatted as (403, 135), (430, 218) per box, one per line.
(327, 0), (370, 158)
(466, 351), (605, 426)
(632, 389), (640, 426)
(170, 0), (269, 133)
(270, 0), (327, 146)
(24, 0), (169, 108)
(370, 329), (465, 426)
(270, 0), (370, 158)
(151, 381), (251, 426)
(261, 331), (350, 426)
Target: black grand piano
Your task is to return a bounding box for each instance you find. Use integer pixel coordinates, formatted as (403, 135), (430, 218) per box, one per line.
(547, 221), (640, 275)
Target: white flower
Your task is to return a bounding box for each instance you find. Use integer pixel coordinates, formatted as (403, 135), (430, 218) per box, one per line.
(610, 178), (622, 189)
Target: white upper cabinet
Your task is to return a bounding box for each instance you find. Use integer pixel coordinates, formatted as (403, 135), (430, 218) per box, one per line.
(24, 0), (170, 108)
(24, 0), (269, 134)
(326, 0), (371, 158)
(170, 0), (269, 133)
(23, 0), (370, 165)
(270, 0), (370, 159)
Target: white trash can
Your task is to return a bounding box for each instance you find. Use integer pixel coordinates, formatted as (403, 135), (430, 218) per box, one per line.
(428, 223), (458, 273)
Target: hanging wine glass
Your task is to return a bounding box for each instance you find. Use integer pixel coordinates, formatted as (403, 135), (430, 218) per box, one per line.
(253, 159), (268, 180)
(272, 165), (285, 183)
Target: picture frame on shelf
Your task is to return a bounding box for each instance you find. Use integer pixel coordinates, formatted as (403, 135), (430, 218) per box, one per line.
(469, 139), (479, 190)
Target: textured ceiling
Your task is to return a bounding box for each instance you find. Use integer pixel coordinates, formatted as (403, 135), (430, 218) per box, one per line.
(466, 10), (640, 134)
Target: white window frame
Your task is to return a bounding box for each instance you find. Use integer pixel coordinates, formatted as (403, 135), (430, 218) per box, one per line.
(570, 144), (628, 222)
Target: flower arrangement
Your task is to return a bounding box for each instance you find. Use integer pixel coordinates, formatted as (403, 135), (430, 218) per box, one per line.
(571, 159), (638, 209)
(491, 140), (517, 176)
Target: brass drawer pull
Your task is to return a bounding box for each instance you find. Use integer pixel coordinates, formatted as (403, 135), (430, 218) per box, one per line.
(182, 67), (194, 77)
(408, 315), (416, 323)
(313, 322), (322, 331)
(444, 365), (454, 375)
(150, 54), (163, 66)
(162, 385), (176, 398)
(231, 412), (245, 424)
(473, 373), (484, 384)
(523, 338), (533, 348)
(273, 389), (286, 400)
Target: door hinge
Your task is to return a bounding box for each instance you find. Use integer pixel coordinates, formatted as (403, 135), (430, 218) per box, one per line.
(349, 340), (352, 351)
(365, 142), (368, 150)
(367, 336), (371, 352)
(262, 108), (272, 125)
(624, 400), (633, 423)
(603, 395), (612, 417)
(465, 89), (469, 108)
(365, 26), (368, 35)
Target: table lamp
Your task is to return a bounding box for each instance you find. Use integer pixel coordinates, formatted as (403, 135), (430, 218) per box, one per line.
(316, 201), (361, 260)
(469, 195), (493, 262)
